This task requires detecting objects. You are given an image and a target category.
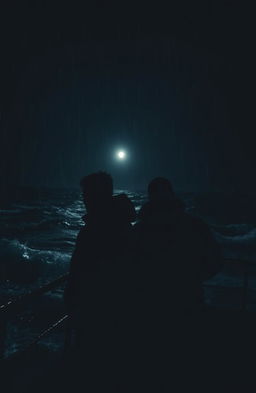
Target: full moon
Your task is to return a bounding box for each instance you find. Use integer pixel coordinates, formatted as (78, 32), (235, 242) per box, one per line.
(116, 150), (126, 160)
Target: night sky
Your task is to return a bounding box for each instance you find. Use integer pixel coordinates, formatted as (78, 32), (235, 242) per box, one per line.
(0, 2), (254, 193)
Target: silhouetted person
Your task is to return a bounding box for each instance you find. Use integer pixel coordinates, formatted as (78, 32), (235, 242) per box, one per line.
(134, 177), (222, 315)
(64, 171), (136, 390)
(131, 178), (223, 389)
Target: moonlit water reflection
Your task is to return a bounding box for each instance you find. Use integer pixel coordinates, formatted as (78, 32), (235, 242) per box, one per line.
(1, 189), (256, 355)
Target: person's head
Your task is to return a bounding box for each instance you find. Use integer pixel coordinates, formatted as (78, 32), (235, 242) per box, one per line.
(80, 171), (113, 212)
(148, 177), (175, 202)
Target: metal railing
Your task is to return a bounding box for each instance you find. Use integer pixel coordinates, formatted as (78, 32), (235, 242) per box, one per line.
(0, 274), (69, 359)
(0, 258), (254, 360)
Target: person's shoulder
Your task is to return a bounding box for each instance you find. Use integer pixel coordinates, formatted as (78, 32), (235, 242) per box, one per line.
(137, 202), (152, 220)
(113, 193), (136, 223)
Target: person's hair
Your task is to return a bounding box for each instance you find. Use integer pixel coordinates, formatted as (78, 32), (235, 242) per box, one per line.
(80, 171), (113, 198)
(148, 177), (175, 200)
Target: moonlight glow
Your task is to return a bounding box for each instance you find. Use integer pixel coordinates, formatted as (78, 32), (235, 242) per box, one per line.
(116, 150), (126, 160)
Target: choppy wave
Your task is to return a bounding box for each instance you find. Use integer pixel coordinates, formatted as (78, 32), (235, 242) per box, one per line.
(1, 189), (256, 291)
(1, 188), (256, 356)
(216, 227), (256, 244)
(1, 190), (256, 279)
(0, 238), (70, 292)
(212, 227), (256, 262)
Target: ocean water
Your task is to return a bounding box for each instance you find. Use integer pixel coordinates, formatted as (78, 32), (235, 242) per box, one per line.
(1, 189), (256, 355)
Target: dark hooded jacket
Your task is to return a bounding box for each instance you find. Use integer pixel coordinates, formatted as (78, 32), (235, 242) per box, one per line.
(64, 193), (136, 325)
(134, 198), (222, 312)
